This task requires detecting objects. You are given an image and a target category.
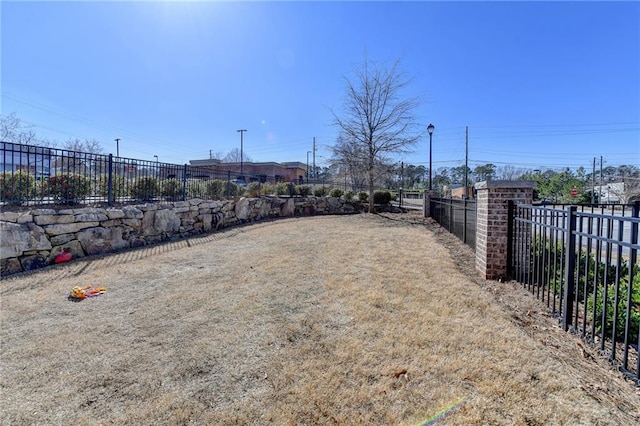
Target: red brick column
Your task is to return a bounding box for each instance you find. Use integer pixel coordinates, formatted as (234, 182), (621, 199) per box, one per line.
(475, 181), (534, 280)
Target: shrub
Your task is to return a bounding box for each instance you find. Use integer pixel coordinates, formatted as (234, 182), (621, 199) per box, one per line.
(161, 178), (183, 200)
(46, 173), (92, 205)
(202, 179), (226, 199)
(344, 190), (354, 201)
(97, 174), (129, 198)
(296, 185), (312, 197)
(130, 176), (160, 201)
(0, 170), (36, 204)
(227, 181), (245, 197)
(261, 183), (276, 196)
(246, 181), (262, 197)
(186, 180), (207, 199)
(314, 187), (327, 197)
(373, 190), (391, 205)
(329, 188), (343, 198)
(276, 182), (296, 196)
(586, 263), (640, 341)
(358, 191), (368, 202)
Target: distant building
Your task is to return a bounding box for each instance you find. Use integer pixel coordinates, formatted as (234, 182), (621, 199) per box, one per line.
(450, 185), (474, 199)
(593, 182), (624, 204)
(189, 158), (307, 184)
(1, 142), (54, 178)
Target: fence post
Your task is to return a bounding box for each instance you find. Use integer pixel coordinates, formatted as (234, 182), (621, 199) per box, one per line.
(423, 190), (434, 218)
(623, 200), (639, 369)
(107, 154), (114, 206)
(562, 206), (577, 332)
(474, 180), (535, 280)
(181, 164), (188, 201)
(463, 197), (468, 245)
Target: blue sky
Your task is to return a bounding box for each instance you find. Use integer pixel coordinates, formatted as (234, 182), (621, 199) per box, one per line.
(1, 0), (639, 173)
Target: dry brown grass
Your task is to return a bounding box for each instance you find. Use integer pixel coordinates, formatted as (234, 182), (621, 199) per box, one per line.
(1, 212), (639, 425)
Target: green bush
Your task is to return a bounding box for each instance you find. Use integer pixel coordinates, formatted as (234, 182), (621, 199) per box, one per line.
(46, 173), (92, 205)
(531, 238), (639, 343)
(97, 174), (129, 198)
(314, 187), (327, 197)
(201, 179), (226, 199)
(276, 182), (296, 196)
(0, 170), (36, 204)
(296, 185), (311, 197)
(344, 190), (354, 201)
(246, 181), (262, 197)
(161, 178), (183, 200)
(587, 263), (640, 341)
(185, 180), (207, 199)
(358, 191), (368, 202)
(261, 183), (276, 196)
(373, 190), (391, 205)
(130, 176), (160, 201)
(329, 188), (343, 198)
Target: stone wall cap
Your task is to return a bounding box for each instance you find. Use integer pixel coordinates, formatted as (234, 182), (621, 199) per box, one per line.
(474, 180), (536, 190)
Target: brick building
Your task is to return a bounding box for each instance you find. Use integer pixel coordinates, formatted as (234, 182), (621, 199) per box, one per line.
(189, 159), (307, 184)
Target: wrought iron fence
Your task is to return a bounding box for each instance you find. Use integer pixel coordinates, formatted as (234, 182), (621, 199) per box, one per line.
(510, 202), (640, 385)
(0, 142), (381, 207)
(430, 197), (477, 249)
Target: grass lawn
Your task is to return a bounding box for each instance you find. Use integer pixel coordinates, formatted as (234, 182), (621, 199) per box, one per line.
(1, 213), (639, 425)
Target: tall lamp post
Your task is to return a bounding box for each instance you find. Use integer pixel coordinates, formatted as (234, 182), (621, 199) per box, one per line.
(237, 129), (247, 180)
(427, 123), (435, 190)
(114, 138), (120, 157)
(306, 151), (312, 182)
(153, 155), (158, 179)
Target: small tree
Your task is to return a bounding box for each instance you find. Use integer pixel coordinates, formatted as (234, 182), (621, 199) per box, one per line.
(332, 58), (422, 213)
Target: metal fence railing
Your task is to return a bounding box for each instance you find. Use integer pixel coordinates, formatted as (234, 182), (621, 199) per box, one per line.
(430, 197), (477, 249)
(509, 202), (640, 385)
(0, 142), (379, 207)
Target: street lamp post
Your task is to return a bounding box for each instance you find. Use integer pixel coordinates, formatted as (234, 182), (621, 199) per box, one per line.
(427, 123), (435, 191)
(114, 138), (120, 157)
(237, 129), (247, 181)
(306, 151), (312, 182)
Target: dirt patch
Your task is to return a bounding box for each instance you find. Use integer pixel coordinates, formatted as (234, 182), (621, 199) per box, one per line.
(1, 213), (639, 425)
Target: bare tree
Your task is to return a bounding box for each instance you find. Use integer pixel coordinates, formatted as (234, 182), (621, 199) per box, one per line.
(223, 148), (252, 163)
(63, 138), (104, 154)
(331, 58), (422, 212)
(1, 112), (53, 146)
(496, 164), (526, 181)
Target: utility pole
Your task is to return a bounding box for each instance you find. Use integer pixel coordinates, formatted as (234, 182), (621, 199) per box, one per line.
(237, 129), (247, 180)
(464, 126), (469, 197)
(114, 138), (120, 157)
(600, 156), (603, 204)
(313, 137), (316, 179)
(210, 150), (212, 160)
(591, 157), (596, 204)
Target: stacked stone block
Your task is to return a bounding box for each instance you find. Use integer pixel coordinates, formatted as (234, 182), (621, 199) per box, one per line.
(1, 196), (360, 276)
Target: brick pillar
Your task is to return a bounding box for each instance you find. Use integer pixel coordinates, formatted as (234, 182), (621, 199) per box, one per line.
(474, 180), (535, 280)
(423, 190), (435, 218)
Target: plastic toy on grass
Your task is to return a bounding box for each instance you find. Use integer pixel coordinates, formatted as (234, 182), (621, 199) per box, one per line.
(67, 285), (107, 301)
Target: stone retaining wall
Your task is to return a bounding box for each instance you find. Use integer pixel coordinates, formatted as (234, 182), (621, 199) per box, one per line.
(1, 196), (361, 276)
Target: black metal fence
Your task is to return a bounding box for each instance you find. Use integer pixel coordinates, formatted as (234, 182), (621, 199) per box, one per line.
(0, 142), (371, 207)
(510, 202), (640, 385)
(430, 197), (477, 249)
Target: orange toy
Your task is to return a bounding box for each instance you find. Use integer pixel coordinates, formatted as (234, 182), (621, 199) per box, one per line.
(68, 285), (107, 301)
